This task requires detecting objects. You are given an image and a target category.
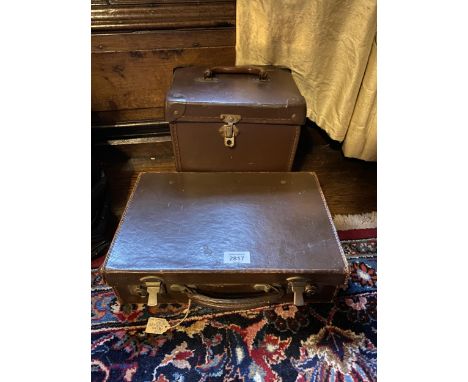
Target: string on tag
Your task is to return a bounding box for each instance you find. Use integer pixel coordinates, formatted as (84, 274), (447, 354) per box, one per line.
(145, 299), (192, 334)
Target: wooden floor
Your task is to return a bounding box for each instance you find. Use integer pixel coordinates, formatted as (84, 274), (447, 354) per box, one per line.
(93, 121), (376, 224)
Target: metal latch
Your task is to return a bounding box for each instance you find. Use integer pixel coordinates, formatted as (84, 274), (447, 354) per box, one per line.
(140, 276), (164, 307)
(219, 114), (241, 148)
(287, 277), (317, 306)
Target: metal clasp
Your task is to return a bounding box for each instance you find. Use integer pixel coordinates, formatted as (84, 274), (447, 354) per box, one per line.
(140, 276), (164, 307)
(219, 114), (241, 148)
(287, 277), (317, 306)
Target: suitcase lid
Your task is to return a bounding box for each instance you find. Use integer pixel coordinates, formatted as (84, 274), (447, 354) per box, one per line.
(165, 66), (307, 125)
(101, 172), (347, 286)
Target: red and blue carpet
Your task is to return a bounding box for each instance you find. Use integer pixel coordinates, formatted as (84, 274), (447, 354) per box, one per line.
(91, 213), (377, 381)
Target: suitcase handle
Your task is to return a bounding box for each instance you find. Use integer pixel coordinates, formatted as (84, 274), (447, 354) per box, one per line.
(204, 66), (269, 81)
(182, 285), (284, 310)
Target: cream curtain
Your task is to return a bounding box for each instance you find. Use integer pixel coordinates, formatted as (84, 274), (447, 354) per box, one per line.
(236, 0), (377, 161)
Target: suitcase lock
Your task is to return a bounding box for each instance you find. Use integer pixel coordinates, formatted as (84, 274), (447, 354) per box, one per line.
(287, 277), (317, 306)
(219, 114), (240, 148)
(138, 276), (164, 307)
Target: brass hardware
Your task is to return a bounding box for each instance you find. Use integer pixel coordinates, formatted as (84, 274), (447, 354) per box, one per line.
(219, 114), (241, 148)
(134, 287), (148, 298)
(291, 283), (305, 306)
(305, 284), (318, 296)
(287, 277), (316, 306)
(146, 282), (161, 307)
(253, 284), (272, 293)
(170, 284), (187, 292)
(140, 276), (164, 307)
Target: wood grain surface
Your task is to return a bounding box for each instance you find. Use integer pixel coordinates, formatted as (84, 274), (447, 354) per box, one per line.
(91, 0), (236, 31)
(92, 28), (236, 124)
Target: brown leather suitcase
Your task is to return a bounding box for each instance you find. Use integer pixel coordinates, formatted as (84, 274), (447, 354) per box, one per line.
(166, 66), (306, 171)
(101, 172), (348, 310)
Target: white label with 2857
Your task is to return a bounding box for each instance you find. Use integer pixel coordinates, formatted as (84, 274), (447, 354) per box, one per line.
(224, 251), (251, 264)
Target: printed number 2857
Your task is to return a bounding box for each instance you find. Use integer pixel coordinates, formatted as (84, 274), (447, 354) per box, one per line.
(230, 255), (244, 262)
(224, 252), (250, 264)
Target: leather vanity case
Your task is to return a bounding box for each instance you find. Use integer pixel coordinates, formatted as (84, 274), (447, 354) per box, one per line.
(101, 172), (348, 310)
(166, 66), (307, 171)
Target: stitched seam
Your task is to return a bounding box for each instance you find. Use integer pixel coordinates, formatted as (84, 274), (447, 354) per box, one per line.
(174, 116), (296, 123)
(312, 173), (350, 290)
(100, 172), (144, 284)
(286, 126), (300, 170)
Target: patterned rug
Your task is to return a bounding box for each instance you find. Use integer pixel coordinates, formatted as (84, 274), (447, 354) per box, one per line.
(92, 223), (377, 382)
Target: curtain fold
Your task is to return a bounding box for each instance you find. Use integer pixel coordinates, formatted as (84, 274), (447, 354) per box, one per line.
(236, 0), (377, 161)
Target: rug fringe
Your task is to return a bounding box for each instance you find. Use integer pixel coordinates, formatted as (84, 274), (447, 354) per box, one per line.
(333, 211), (377, 230)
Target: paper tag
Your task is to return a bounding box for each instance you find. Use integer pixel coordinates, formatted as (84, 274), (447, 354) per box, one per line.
(145, 317), (171, 334)
(224, 251), (250, 264)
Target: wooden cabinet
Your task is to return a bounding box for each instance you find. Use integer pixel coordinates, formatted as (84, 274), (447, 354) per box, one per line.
(91, 0), (236, 127)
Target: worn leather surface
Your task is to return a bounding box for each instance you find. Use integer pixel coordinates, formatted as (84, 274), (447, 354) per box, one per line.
(166, 66), (305, 171)
(171, 123), (299, 171)
(166, 66), (306, 124)
(101, 172), (347, 305)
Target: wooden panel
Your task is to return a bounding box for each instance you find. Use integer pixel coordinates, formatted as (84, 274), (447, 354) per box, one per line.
(91, 0), (236, 31)
(108, 0), (232, 5)
(91, 28), (235, 123)
(92, 107), (165, 124)
(92, 28), (236, 52)
(92, 46), (235, 112)
(91, 121), (170, 140)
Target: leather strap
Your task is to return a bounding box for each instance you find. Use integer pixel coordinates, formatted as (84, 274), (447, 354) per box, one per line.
(183, 286), (284, 310)
(204, 66), (268, 81)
